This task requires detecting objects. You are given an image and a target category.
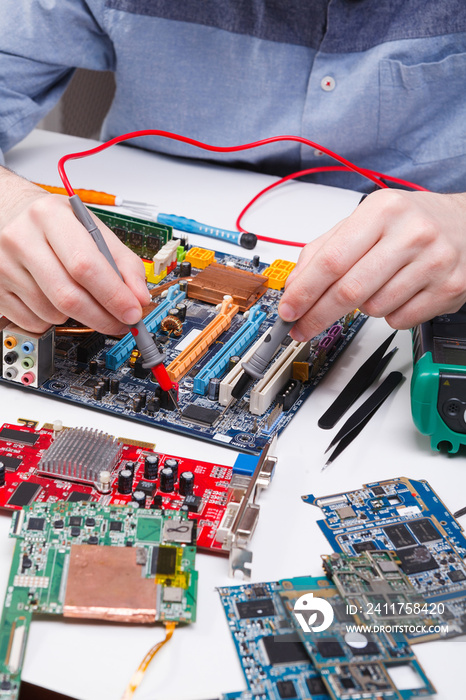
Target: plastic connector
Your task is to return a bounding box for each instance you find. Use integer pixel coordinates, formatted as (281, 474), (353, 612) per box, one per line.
(262, 259), (296, 290)
(184, 247), (215, 270)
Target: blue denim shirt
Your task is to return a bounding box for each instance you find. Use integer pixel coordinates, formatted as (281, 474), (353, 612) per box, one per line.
(1, 0), (465, 192)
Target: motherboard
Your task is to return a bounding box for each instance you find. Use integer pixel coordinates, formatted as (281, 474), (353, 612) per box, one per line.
(217, 575), (434, 700)
(0, 420), (276, 575)
(0, 501), (197, 700)
(306, 477), (466, 640)
(0, 208), (367, 455)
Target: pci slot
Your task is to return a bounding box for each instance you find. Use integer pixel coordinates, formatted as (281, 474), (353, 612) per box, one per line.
(193, 304), (267, 395)
(218, 327), (271, 406)
(166, 296), (239, 382)
(249, 339), (310, 415)
(105, 285), (186, 370)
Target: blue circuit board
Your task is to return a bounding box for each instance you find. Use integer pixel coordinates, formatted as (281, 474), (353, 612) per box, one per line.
(0, 208), (368, 455)
(305, 477), (466, 639)
(217, 576), (434, 700)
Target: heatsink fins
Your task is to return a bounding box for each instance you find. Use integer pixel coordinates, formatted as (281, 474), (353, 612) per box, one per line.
(38, 428), (123, 483)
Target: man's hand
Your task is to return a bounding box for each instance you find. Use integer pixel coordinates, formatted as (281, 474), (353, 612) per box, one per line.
(0, 168), (150, 334)
(279, 189), (466, 341)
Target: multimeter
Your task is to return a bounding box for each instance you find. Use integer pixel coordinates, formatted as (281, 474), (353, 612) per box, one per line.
(411, 304), (466, 452)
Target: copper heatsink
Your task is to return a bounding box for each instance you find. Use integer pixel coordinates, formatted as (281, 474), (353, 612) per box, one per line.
(187, 263), (267, 311)
(63, 544), (157, 623)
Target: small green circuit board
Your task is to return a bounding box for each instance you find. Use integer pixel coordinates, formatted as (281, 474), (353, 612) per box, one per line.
(89, 206), (173, 258)
(0, 501), (197, 699)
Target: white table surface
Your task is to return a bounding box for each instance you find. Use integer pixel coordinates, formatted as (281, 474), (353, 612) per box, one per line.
(1, 130), (465, 700)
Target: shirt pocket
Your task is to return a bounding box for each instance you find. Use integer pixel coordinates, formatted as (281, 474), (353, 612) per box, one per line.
(378, 52), (466, 165)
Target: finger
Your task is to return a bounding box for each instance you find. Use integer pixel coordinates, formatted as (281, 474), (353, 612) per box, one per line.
(385, 288), (462, 330)
(284, 220), (346, 289)
(0, 291), (53, 334)
(3, 259), (69, 326)
(27, 196), (147, 325)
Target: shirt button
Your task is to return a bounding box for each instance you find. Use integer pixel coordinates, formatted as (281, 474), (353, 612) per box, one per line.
(314, 149), (324, 157)
(321, 76), (336, 91)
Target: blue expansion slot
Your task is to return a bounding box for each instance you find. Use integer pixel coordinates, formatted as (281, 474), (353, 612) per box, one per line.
(193, 304), (267, 395)
(105, 285), (186, 370)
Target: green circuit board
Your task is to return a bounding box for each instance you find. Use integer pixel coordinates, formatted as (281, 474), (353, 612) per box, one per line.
(0, 501), (197, 699)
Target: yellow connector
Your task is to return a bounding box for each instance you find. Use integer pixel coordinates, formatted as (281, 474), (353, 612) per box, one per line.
(143, 260), (157, 284)
(184, 247), (215, 270)
(263, 259), (296, 290)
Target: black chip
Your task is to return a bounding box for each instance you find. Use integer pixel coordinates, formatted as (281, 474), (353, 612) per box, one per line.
(448, 569), (466, 582)
(333, 602), (354, 623)
(276, 680), (297, 699)
(8, 482), (41, 507)
(151, 545), (177, 576)
(183, 495), (202, 513)
(253, 586), (267, 598)
(262, 633), (309, 665)
(305, 676), (328, 697)
(88, 536), (99, 545)
(67, 492), (92, 503)
(341, 678), (356, 689)
(113, 227), (127, 242)
(70, 526), (81, 537)
(0, 427), (40, 446)
(237, 598), (276, 620)
(27, 517), (45, 531)
(349, 634), (379, 656)
(146, 235), (161, 253)
(22, 556), (32, 569)
(151, 495), (163, 509)
(408, 519), (441, 544)
(397, 546), (439, 575)
(129, 231), (144, 247)
(353, 540), (377, 554)
(371, 486), (385, 496)
(0, 455), (22, 471)
(181, 404), (220, 425)
(315, 637), (346, 659)
(109, 521), (123, 532)
(136, 480), (158, 497)
(69, 516), (82, 527)
(53, 520), (64, 529)
(85, 518), (95, 527)
(383, 524), (416, 549)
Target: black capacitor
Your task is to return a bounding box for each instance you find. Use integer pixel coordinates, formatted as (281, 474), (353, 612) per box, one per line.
(164, 458), (179, 480)
(132, 490), (146, 508)
(89, 360), (98, 375)
(252, 254), (260, 268)
(159, 466), (175, 492)
(138, 392), (147, 408)
(151, 494), (163, 509)
(207, 377), (220, 401)
(125, 461), (136, 475)
(118, 468), (133, 494)
(144, 454), (159, 480)
(110, 378), (120, 394)
(229, 355), (241, 372)
(168, 307), (180, 319)
(0, 461), (5, 487)
(179, 261), (192, 277)
(93, 384), (104, 400)
(179, 471), (195, 496)
(133, 396), (143, 413)
(176, 303), (187, 321)
(101, 377), (110, 393)
(178, 280), (188, 293)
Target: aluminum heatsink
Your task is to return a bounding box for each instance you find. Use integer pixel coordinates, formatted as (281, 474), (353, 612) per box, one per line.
(38, 428), (122, 483)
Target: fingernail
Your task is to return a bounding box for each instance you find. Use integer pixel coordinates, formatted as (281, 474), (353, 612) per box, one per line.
(278, 303), (296, 322)
(138, 279), (151, 304)
(122, 307), (142, 325)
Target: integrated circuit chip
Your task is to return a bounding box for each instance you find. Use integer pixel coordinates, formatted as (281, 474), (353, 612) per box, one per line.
(408, 518), (441, 544)
(353, 540), (377, 554)
(262, 632), (310, 666)
(236, 598), (275, 619)
(315, 637), (346, 659)
(0, 427), (40, 446)
(8, 482), (41, 507)
(0, 455), (22, 472)
(276, 679), (298, 698)
(181, 404), (220, 425)
(397, 546), (439, 575)
(383, 523), (416, 549)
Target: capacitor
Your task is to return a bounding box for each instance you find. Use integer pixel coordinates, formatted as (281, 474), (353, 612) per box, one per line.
(164, 458), (179, 480)
(252, 255), (260, 268)
(176, 303), (187, 321)
(151, 494), (163, 509)
(168, 307), (180, 319)
(179, 471), (194, 496)
(132, 490), (146, 508)
(110, 378), (120, 394)
(138, 392), (147, 408)
(159, 466), (175, 492)
(89, 360), (98, 375)
(0, 462), (5, 487)
(178, 280), (188, 293)
(207, 377), (220, 401)
(229, 355), (241, 372)
(144, 454), (159, 480)
(179, 261), (192, 277)
(132, 396), (143, 413)
(101, 377), (110, 394)
(118, 468), (133, 494)
(125, 461), (136, 475)
(93, 384), (104, 400)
